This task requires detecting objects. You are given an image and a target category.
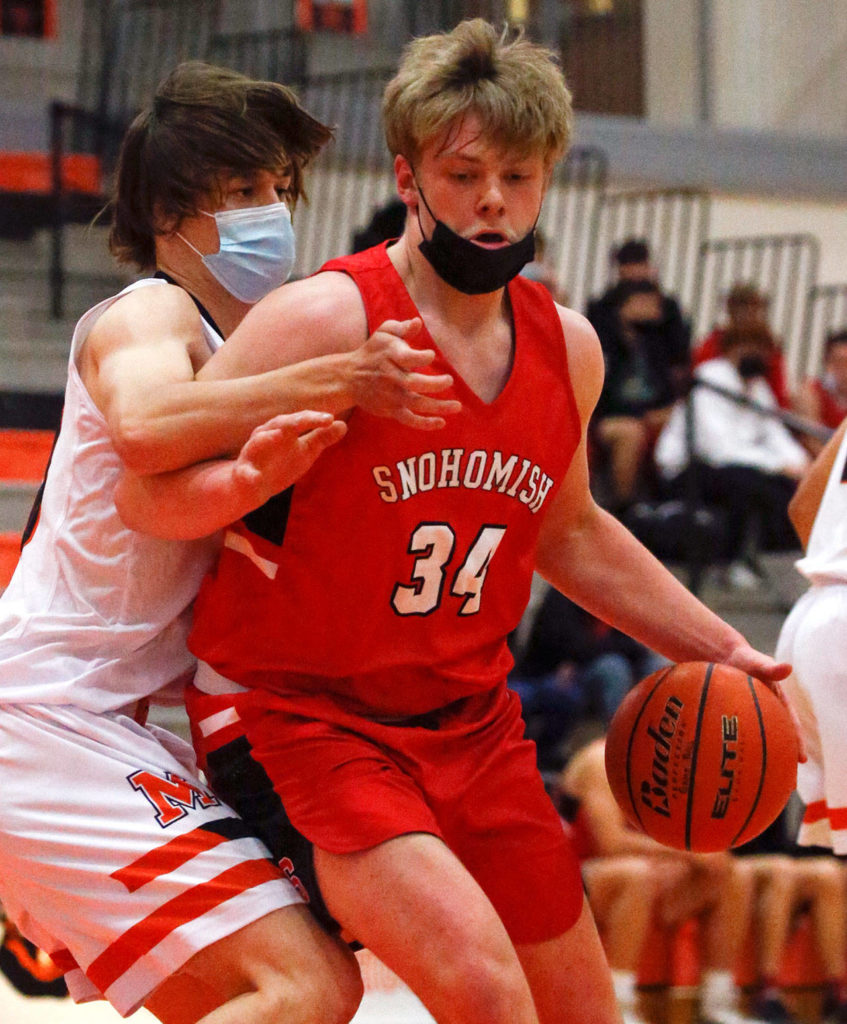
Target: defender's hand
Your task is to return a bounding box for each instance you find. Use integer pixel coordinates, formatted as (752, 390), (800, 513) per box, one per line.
(349, 318), (462, 430)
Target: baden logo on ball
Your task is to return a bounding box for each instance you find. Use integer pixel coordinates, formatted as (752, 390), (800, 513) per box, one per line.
(606, 662), (798, 853)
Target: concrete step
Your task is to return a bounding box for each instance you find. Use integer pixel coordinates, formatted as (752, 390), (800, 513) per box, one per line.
(0, 321), (69, 392)
(0, 226), (130, 394)
(0, 228), (129, 389)
(668, 550), (806, 655)
(0, 225), (125, 279)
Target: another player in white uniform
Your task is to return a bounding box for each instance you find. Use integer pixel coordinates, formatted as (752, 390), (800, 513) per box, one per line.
(0, 62), (457, 1024)
(777, 417), (847, 853)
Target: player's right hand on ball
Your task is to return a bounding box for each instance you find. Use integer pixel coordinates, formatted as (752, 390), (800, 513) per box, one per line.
(233, 411), (347, 505)
(350, 318), (462, 430)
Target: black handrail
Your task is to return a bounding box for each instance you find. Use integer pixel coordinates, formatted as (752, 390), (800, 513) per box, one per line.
(48, 101), (126, 318)
(681, 376), (829, 595)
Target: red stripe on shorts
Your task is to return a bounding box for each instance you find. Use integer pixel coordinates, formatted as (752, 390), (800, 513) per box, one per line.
(88, 857), (280, 994)
(803, 800), (847, 830)
(47, 948), (79, 974)
(803, 800), (828, 824)
(828, 806), (847, 830)
(111, 826), (231, 893)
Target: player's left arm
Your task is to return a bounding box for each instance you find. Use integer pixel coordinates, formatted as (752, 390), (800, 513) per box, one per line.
(535, 307), (793, 688)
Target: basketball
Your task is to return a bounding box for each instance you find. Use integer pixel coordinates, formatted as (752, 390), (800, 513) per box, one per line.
(604, 662), (798, 853)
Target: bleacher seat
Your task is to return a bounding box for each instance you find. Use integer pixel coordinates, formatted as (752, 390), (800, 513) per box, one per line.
(632, 910), (827, 1024)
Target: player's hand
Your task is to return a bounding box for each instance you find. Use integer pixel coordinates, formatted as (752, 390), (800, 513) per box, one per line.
(349, 318), (462, 430)
(233, 411), (346, 505)
(724, 644), (807, 763)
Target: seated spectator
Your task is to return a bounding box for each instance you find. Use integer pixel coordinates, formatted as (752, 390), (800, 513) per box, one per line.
(655, 323), (809, 588)
(587, 238), (691, 396)
(559, 733), (759, 1024)
(694, 283), (791, 409)
(592, 279), (678, 511)
(793, 328), (847, 455)
(733, 806), (847, 1024)
(509, 584), (665, 771)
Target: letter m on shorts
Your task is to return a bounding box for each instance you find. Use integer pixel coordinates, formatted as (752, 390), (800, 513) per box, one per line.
(128, 770), (221, 828)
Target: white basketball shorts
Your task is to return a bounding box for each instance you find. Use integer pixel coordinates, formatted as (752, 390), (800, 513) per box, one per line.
(0, 702), (303, 1017)
(776, 583), (847, 854)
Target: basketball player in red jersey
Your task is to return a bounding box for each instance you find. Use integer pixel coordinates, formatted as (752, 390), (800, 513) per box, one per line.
(118, 20), (801, 1024)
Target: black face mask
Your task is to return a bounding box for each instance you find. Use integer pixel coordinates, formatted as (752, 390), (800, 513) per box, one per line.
(737, 353), (769, 380)
(415, 184), (536, 295)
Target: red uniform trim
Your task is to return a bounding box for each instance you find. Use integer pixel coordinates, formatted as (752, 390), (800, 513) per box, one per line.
(88, 858), (280, 993)
(45, 947), (78, 974)
(803, 800), (828, 824)
(110, 826), (233, 894)
(803, 800), (847, 830)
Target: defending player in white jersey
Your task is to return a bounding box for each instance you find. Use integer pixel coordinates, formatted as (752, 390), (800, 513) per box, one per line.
(777, 416), (847, 853)
(0, 61), (458, 1023)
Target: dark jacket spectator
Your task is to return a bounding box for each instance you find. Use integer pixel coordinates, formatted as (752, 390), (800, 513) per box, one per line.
(587, 238), (691, 395)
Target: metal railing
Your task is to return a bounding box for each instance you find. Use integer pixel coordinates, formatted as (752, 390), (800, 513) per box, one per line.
(692, 234), (821, 387)
(802, 283), (847, 380)
(48, 102), (126, 318)
(207, 27), (307, 82)
(678, 377), (829, 601)
(583, 188), (711, 315)
(540, 145), (608, 312)
(290, 68), (395, 274)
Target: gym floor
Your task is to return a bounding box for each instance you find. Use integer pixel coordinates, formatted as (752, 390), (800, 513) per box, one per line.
(0, 951), (436, 1023)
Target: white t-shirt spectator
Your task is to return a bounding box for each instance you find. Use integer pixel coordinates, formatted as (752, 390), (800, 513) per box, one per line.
(655, 357), (809, 479)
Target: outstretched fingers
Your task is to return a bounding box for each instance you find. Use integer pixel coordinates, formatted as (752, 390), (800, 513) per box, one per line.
(725, 647), (806, 763)
(352, 318), (462, 429)
(236, 411), (347, 497)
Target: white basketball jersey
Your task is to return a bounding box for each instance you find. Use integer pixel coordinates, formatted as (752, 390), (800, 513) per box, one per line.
(0, 279), (223, 712)
(795, 426), (847, 584)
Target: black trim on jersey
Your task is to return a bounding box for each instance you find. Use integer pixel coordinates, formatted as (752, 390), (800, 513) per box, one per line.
(198, 817), (255, 842)
(20, 425), (61, 549)
(242, 486), (294, 547)
(153, 270), (225, 340)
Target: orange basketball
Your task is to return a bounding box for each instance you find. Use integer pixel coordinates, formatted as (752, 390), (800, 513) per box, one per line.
(604, 661), (798, 853)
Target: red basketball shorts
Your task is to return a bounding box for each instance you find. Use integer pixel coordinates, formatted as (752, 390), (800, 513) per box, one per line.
(230, 680), (584, 944)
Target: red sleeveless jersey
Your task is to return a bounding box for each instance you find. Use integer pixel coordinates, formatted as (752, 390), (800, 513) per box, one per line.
(810, 377), (847, 430)
(189, 245), (582, 715)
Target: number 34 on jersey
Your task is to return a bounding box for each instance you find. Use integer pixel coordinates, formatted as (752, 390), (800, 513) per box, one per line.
(392, 522), (507, 618)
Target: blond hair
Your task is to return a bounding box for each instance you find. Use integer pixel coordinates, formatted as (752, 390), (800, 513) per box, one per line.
(383, 19), (572, 167)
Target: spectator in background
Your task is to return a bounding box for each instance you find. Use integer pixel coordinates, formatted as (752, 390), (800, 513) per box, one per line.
(694, 283), (791, 409)
(587, 238), (691, 396)
(350, 197), (407, 252)
(793, 328), (847, 454)
(732, 804), (847, 1024)
(559, 733), (760, 1024)
(655, 323), (809, 588)
(509, 583), (666, 772)
(592, 279), (677, 512)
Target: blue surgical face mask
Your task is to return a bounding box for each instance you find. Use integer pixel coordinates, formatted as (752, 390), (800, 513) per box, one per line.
(178, 201), (295, 304)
